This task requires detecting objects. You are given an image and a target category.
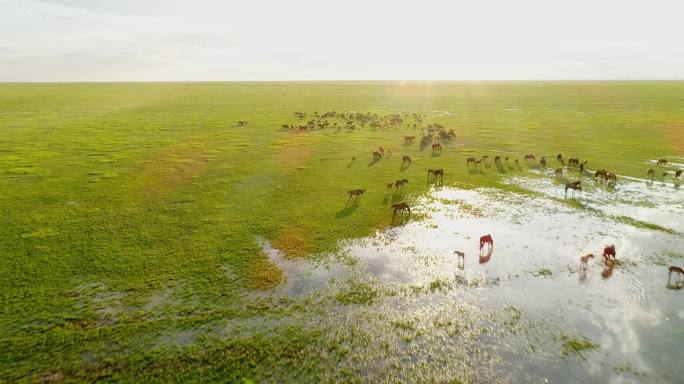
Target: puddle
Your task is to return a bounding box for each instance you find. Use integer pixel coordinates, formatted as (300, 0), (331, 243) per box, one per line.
(506, 174), (684, 233)
(256, 183), (684, 382)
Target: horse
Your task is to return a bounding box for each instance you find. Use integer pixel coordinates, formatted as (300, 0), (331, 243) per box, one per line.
(378, 147), (385, 157)
(668, 266), (684, 286)
(595, 169), (607, 181)
(391, 202), (410, 216)
(524, 154), (536, 163)
(540, 157), (547, 168)
(580, 254), (594, 271)
(647, 168), (655, 181)
(404, 136), (415, 144)
(432, 143), (442, 152)
(565, 181), (582, 197)
(479, 234), (493, 253)
(657, 158), (668, 166)
(603, 245), (616, 263)
(347, 189), (366, 200)
(372, 151), (382, 160)
(454, 251), (465, 269)
(557, 154), (563, 163)
(395, 179), (409, 190)
(402, 155), (412, 165)
(428, 169), (444, 182)
(466, 157), (478, 170)
(675, 170), (682, 179)
(554, 168), (563, 179)
(387, 182), (394, 191)
(494, 156), (502, 164)
(605, 172), (617, 187)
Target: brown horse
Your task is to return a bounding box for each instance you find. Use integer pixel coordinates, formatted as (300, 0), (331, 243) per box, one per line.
(603, 244), (616, 263)
(657, 158), (668, 166)
(647, 168), (655, 181)
(494, 156), (502, 164)
(554, 168), (563, 179)
(479, 234), (493, 252)
(595, 169), (607, 180)
(378, 147), (385, 156)
(605, 172), (617, 187)
(668, 266), (684, 286)
(428, 169), (444, 182)
(557, 154), (563, 163)
(372, 151), (382, 160)
(432, 143), (442, 151)
(395, 179), (409, 190)
(347, 189), (366, 200)
(524, 154), (536, 163)
(675, 170), (682, 179)
(466, 157), (478, 170)
(454, 251), (465, 269)
(565, 181), (582, 197)
(540, 157), (547, 168)
(404, 136), (415, 144)
(580, 254), (594, 271)
(391, 202), (411, 216)
(402, 155), (412, 165)
(387, 182), (394, 191)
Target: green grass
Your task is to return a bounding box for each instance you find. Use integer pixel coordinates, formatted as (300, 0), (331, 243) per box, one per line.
(1, 81), (682, 382)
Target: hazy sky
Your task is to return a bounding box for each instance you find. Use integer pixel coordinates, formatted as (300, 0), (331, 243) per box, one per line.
(1, 0), (683, 81)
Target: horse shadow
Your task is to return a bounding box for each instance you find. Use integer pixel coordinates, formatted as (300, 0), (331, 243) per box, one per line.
(391, 192), (404, 203)
(347, 159), (356, 168)
(400, 163), (411, 172)
(495, 164), (507, 174)
(431, 151), (442, 158)
(666, 281), (683, 290)
(367, 158), (380, 167)
(336, 200), (360, 218)
(391, 213), (410, 226)
(467, 168), (479, 175)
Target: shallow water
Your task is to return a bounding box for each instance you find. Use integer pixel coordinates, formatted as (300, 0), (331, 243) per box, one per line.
(259, 179), (684, 382)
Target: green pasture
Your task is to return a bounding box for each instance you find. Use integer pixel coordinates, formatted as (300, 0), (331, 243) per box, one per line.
(0, 81), (682, 382)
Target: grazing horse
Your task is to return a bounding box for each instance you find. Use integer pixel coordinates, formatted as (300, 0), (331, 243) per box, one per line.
(402, 155), (412, 165)
(565, 181), (582, 197)
(668, 266), (684, 286)
(378, 147), (385, 157)
(372, 151), (382, 160)
(657, 158), (668, 167)
(428, 169), (444, 182)
(454, 251), (465, 269)
(395, 179), (409, 190)
(568, 158), (580, 168)
(647, 168), (655, 180)
(675, 170), (682, 179)
(605, 172), (617, 187)
(387, 182), (394, 191)
(554, 168), (563, 179)
(580, 254), (594, 271)
(540, 157), (547, 168)
(347, 189), (366, 201)
(557, 154), (563, 163)
(432, 143), (442, 151)
(524, 154), (536, 163)
(494, 156), (502, 164)
(404, 136), (415, 144)
(391, 202), (411, 216)
(479, 234), (494, 253)
(466, 157), (478, 170)
(595, 169), (608, 180)
(603, 245), (616, 263)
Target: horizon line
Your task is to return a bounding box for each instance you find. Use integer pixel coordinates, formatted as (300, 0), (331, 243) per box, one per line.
(1, 79), (683, 84)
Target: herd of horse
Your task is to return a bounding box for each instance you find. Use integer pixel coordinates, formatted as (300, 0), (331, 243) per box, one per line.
(322, 110), (682, 286)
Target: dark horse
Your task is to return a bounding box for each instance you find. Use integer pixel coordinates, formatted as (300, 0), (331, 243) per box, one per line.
(391, 202), (411, 216)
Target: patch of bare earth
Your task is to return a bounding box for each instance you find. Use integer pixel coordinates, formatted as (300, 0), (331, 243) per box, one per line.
(134, 145), (214, 199)
(666, 123), (684, 155)
(246, 253), (284, 290)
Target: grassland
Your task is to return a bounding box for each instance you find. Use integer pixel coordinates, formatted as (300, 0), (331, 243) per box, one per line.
(1, 81), (683, 382)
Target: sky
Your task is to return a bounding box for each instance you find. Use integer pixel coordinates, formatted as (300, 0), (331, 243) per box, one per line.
(1, 0), (683, 81)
